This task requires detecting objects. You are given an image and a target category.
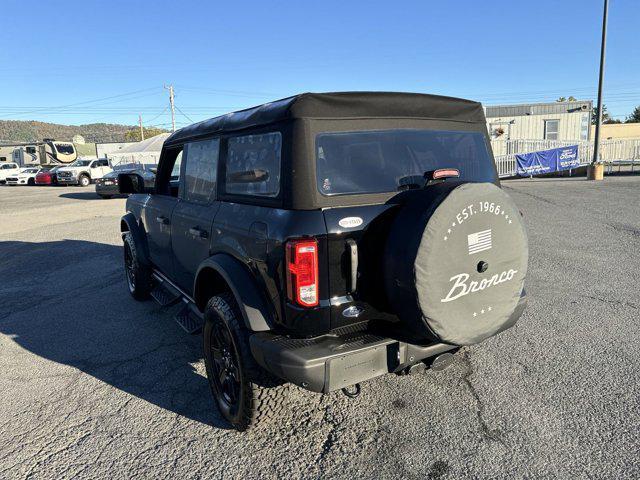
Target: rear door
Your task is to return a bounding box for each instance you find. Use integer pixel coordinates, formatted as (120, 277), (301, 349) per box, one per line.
(322, 204), (396, 328)
(96, 158), (110, 178)
(170, 138), (221, 294)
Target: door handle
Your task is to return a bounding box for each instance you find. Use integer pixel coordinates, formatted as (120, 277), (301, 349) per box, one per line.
(346, 239), (358, 293)
(156, 216), (170, 225)
(189, 227), (208, 239)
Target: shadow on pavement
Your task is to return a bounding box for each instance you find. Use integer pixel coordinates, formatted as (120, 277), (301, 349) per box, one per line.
(58, 192), (108, 200)
(0, 239), (229, 429)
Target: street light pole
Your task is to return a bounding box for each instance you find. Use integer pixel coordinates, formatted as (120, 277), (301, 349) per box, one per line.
(590, 0), (609, 180)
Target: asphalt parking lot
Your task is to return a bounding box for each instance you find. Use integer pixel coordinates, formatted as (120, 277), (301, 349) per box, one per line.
(1, 178), (639, 479)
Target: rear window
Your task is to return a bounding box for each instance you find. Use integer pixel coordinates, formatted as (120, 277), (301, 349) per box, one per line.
(225, 132), (281, 197)
(316, 129), (495, 196)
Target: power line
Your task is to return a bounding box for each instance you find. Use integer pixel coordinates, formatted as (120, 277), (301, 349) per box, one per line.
(142, 106), (170, 124)
(1, 87), (163, 118)
(174, 105), (195, 123)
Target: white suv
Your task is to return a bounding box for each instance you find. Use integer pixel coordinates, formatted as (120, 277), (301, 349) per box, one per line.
(56, 159), (112, 187)
(0, 162), (20, 184)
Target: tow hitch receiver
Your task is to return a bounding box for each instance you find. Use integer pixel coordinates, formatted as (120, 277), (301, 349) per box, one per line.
(341, 384), (361, 398)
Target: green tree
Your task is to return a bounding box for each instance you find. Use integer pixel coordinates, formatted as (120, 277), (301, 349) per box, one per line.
(592, 104), (611, 124)
(625, 105), (640, 123)
(124, 127), (166, 142)
(556, 96), (577, 102)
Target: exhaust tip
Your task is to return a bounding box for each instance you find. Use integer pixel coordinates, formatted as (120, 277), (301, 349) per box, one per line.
(431, 352), (456, 371)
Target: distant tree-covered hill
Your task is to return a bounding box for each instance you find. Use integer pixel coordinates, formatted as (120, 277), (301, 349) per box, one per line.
(0, 120), (168, 144)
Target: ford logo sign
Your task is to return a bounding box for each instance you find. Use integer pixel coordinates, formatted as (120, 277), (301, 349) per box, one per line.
(338, 217), (363, 228)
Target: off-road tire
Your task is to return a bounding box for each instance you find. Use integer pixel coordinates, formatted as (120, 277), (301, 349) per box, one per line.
(78, 175), (90, 187)
(122, 232), (151, 300)
(203, 293), (288, 431)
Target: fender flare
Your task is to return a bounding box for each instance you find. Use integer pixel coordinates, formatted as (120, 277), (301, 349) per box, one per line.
(120, 212), (150, 266)
(194, 254), (272, 332)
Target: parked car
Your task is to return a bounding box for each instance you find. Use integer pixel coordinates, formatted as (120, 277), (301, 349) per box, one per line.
(56, 158), (112, 186)
(95, 166), (155, 199)
(35, 166), (61, 185)
(5, 167), (41, 186)
(0, 162), (21, 184)
(119, 92), (529, 431)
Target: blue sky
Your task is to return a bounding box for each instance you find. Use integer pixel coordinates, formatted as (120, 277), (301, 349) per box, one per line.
(1, 0), (638, 128)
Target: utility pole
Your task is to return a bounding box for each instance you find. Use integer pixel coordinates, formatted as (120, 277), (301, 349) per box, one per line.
(164, 84), (176, 132)
(138, 114), (145, 141)
(590, 0), (609, 181)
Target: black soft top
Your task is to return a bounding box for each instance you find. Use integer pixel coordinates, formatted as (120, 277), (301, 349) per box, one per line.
(164, 92), (485, 146)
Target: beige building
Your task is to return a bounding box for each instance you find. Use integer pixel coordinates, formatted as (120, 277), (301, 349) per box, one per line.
(590, 122), (640, 140)
(486, 100), (592, 143)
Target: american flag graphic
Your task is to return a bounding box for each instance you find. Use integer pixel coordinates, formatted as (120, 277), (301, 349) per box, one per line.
(467, 229), (492, 255)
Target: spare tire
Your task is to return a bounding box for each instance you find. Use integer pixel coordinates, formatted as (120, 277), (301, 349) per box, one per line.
(384, 182), (528, 346)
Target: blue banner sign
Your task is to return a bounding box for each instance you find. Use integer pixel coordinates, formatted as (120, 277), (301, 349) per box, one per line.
(516, 145), (580, 176)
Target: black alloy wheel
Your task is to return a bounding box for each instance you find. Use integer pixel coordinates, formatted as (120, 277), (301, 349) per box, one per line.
(124, 242), (136, 293)
(208, 320), (242, 415)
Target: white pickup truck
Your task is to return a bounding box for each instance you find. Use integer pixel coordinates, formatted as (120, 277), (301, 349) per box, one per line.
(56, 159), (112, 187)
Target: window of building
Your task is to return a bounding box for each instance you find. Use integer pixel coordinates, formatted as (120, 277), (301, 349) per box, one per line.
(544, 120), (559, 140)
(225, 132), (281, 197)
(182, 138), (220, 204)
(580, 113), (590, 140)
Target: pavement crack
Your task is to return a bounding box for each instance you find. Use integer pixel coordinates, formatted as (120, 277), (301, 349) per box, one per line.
(585, 295), (638, 311)
(461, 351), (507, 447)
(314, 404), (343, 465)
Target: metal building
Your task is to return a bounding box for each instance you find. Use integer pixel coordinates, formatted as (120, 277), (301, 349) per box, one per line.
(485, 100), (592, 144)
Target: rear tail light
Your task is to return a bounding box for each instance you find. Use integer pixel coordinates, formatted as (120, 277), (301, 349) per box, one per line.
(286, 239), (319, 307)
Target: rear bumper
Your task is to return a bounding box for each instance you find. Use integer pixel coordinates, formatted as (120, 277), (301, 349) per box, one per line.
(95, 184), (119, 195)
(250, 326), (457, 393)
(251, 293), (527, 393)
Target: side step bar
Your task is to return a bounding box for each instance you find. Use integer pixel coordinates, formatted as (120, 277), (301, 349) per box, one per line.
(174, 300), (204, 334)
(150, 277), (181, 307)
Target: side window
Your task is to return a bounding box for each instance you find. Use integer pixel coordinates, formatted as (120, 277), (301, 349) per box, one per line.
(89, 161), (97, 168)
(182, 138), (219, 204)
(26, 147), (36, 155)
(155, 147), (183, 197)
(225, 132), (281, 197)
(171, 151), (182, 180)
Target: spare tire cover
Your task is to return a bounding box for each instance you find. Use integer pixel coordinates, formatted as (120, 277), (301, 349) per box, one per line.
(389, 182), (528, 345)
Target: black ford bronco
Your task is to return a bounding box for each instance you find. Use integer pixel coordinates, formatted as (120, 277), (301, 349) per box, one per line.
(119, 92), (528, 430)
